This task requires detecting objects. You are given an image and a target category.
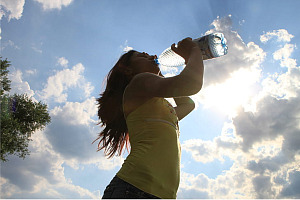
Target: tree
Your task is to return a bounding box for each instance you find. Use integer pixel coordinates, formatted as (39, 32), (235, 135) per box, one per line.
(0, 58), (51, 162)
(1, 58), (11, 96)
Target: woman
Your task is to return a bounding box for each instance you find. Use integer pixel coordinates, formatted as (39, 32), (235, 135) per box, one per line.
(95, 37), (204, 199)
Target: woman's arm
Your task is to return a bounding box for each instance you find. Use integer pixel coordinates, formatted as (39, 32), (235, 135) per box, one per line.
(173, 96), (195, 120)
(128, 38), (204, 98)
(158, 72), (195, 120)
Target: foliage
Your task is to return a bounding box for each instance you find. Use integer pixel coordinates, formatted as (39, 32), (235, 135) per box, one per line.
(0, 58), (11, 96)
(0, 58), (51, 162)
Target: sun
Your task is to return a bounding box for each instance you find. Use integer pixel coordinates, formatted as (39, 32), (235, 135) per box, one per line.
(195, 68), (261, 117)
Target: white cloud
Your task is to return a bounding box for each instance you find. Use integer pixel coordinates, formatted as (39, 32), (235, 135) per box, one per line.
(3, 12), (299, 198)
(0, 0), (25, 21)
(188, 15), (265, 116)
(273, 44), (295, 60)
(182, 73), (300, 198)
(39, 62), (94, 103)
(0, 73), (121, 198)
(182, 139), (220, 163)
(57, 57), (69, 68)
(279, 168), (300, 198)
(194, 68), (261, 116)
(123, 46), (133, 52)
(1, 40), (21, 51)
(0, 0), (72, 21)
(262, 67), (300, 100)
(81, 81), (94, 98)
(260, 36), (299, 100)
(178, 172), (211, 198)
(0, 131), (100, 199)
(8, 69), (35, 98)
(202, 16), (265, 86)
(182, 121), (243, 164)
(121, 40), (133, 52)
(25, 69), (37, 75)
(31, 46), (43, 54)
(45, 97), (124, 169)
(260, 29), (294, 43)
(161, 16), (263, 82)
(273, 43), (297, 68)
(179, 150), (300, 198)
(180, 21), (300, 198)
(178, 166), (257, 199)
(50, 97), (97, 126)
(160, 65), (181, 78)
(0, 55), (122, 198)
(34, 0), (73, 10)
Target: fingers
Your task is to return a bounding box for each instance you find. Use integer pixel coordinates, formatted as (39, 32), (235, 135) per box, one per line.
(180, 37), (192, 44)
(171, 37), (194, 51)
(171, 43), (177, 52)
(181, 37), (193, 45)
(170, 37), (196, 61)
(175, 37), (192, 47)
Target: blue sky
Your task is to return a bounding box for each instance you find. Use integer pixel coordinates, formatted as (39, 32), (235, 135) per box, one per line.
(1, 0), (300, 198)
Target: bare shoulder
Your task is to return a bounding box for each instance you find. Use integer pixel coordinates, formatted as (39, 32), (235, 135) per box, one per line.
(123, 73), (157, 117)
(127, 72), (162, 97)
(130, 72), (161, 85)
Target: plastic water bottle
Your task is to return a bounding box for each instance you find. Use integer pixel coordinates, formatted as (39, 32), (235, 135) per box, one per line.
(155, 33), (228, 67)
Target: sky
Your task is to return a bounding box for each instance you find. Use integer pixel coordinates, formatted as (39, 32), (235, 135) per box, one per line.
(1, 0), (300, 198)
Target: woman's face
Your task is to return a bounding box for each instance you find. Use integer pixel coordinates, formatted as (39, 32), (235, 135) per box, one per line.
(129, 52), (160, 75)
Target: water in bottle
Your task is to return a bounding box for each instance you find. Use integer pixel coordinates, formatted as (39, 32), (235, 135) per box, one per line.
(155, 33), (228, 67)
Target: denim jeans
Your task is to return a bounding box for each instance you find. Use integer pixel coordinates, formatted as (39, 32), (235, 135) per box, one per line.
(102, 176), (160, 199)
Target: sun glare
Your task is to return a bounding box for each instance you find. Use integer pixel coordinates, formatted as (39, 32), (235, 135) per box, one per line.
(197, 69), (261, 116)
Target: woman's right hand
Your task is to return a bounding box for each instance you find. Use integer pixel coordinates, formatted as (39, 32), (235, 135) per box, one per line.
(126, 38), (204, 102)
(171, 37), (199, 63)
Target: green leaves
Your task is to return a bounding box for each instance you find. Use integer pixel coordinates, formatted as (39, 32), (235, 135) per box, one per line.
(0, 58), (51, 162)
(0, 58), (12, 95)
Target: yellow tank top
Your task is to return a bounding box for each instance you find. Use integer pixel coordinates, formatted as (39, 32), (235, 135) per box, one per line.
(116, 97), (181, 199)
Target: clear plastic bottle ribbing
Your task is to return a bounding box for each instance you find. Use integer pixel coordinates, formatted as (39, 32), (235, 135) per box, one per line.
(155, 33), (228, 67)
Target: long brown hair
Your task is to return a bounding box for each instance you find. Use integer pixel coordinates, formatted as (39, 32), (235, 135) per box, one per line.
(94, 50), (137, 158)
